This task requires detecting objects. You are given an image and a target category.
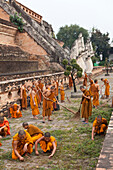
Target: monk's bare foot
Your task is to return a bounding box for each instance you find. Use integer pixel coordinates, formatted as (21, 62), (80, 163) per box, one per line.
(0, 135), (2, 139)
(33, 116), (38, 119)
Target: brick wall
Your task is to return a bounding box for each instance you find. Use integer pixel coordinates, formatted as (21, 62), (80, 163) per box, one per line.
(0, 7), (10, 21)
(15, 31), (48, 56)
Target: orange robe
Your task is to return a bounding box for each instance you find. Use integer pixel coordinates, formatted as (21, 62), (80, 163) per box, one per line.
(37, 83), (44, 101)
(93, 117), (108, 134)
(89, 82), (99, 106)
(81, 90), (92, 119)
(60, 85), (65, 101)
(30, 94), (40, 116)
(27, 124), (43, 143)
(0, 117), (10, 136)
(40, 136), (57, 152)
(42, 92), (55, 117)
(69, 76), (73, 88)
(22, 88), (27, 109)
(104, 79), (110, 96)
(0, 142), (2, 146)
(12, 131), (33, 160)
(83, 73), (87, 86)
(10, 104), (22, 118)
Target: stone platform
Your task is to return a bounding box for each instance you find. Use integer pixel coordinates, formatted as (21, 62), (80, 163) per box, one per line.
(96, 112), (113, 170)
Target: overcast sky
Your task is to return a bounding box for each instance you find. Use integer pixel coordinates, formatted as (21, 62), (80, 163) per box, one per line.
(18, 0), (113, 42)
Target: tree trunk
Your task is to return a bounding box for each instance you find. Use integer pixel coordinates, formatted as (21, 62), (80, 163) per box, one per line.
(71, 73), (77, 92)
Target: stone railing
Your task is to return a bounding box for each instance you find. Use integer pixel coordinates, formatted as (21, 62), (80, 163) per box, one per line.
(0, 72), (69, 116)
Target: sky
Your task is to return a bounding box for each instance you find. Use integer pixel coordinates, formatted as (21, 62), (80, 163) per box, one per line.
(18, 0), (113, 42)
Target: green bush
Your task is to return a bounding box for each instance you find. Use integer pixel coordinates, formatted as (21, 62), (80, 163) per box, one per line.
(10, 13), (24, 32)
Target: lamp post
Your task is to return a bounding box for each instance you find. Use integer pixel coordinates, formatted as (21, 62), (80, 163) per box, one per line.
(105, 58), (110, 76)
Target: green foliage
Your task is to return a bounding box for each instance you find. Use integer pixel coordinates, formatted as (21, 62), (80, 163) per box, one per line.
(77, 71), (82, 78)
(92, 55), (99, 64)
(99, 60), (105, 66)
(10, 13), (24, 32)
(66, 65), (72, 71)
(62, 59), (68, 65)
(91, 28), (110, 61)
(57, 24), (89, 49)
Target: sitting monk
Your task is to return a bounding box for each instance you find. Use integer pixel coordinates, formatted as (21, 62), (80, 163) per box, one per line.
(35, 132), (57, 158)
(23, 122), (43, 143)
(0, 116), (11, 138)
(92, 115), (108, 140)
(10, 103), (22, 118)
(12, 130), (33, 161)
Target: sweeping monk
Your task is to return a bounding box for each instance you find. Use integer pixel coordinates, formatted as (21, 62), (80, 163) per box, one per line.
(30, 86), (40, 119)
(60, 80), (65, 102)
(37, 79), (44, 102)
(9, 103), (22, 118)
(23, 122), (43, 143)
(35, 132), (57, 158)
(101, 78), (110, 98)
(0, 116), (11, 138)
(21, 82), (27, 109)
(12, 130), (33, 161)
(42, 86), (55, 123)
(80, 86), (92, 124)
(69, 75), (73, 89)
(83, 71), (88, 87)
(92, 115), (108, 140)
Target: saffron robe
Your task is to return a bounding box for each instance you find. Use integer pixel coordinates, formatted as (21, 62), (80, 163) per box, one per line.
(30, 94), (40, 116)
(10, 104), (22, 118)
(93, 117), (108, 134)
(60, 85), (65, 101)
(22, 88), (27, 109)
(0, 117), (10, 136)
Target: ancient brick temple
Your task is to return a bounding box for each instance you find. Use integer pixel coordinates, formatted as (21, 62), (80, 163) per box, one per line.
(0, 0), (68, 75)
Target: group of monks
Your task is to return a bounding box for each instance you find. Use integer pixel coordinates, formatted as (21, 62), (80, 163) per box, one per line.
(0, 73), (110, 160)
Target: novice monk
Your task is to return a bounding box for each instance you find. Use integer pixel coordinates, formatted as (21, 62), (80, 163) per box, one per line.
(92, 115), (108, 140)
(93, 79), (100, 108)
(21, 82), (27, 109)
(0, 116), (11, 138)
(23, 122), (43, 143)
(80, 86), (92, 124)
(10, 103), (22, 118)
(12, 130), (33, 161)
(30, 86), (40, 119)
(69, 75), (73, 89)
(42, 86), (55, 123)
(60, 80), (65, 102)
(37, 79), (44, 102)
(35, 132), (57, 158)
(101, 78), (110, 98)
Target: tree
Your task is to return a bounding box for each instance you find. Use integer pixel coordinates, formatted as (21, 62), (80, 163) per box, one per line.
(56, 24), (89, 49)
(90, 28), (110, 61)
(62, 59), (83, 92)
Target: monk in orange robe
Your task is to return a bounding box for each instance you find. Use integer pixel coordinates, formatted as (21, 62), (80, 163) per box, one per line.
(23, 122), (43, 143)
(60, 80), (65, 102)
(12, 130), (33, 161)
(101, 78), (110, 98)
(30, 86), (40, 119)
(35, 132), (57, 158)
(10, 103), (22, 118)
(92, 115), (108, 140)
(42, 86), (55, 122)
(69, 75), (73, 89)
(0, 142), (2, 146)
(0, 116), (11, 138)
(37, 79), (44, 103)
(21, 83), (27, 109)
(83, 72), (88, 87)
(80, 86), (92, 123)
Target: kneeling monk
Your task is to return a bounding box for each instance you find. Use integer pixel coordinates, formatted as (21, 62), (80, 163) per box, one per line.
(12, 130), (33, 161)
(92, 115), (108, 140)
(35, 132), (57, 158)
(0, 116), (10, 138)
(10, 103), (22, 118)
(23, 122), (43, 143)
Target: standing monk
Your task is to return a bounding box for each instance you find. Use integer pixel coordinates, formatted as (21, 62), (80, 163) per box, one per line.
(23, 122), (43, 143)
(92, 115), (108, 140)
(0, 116), (11, 138)
(101, 78), (110, 98)
(12, 130), (33, 161)
(83, 71), (88, 87)
(21, 82), (27, 110)
(93, 79), (100, 108)
(60, 80), (65, 103)
(30, 86), (40, 119)
(37, 79), (44, 103)
(35, 132), (57, 158)
(80, 86), (92, 124)
(69, 75), (73, 90)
